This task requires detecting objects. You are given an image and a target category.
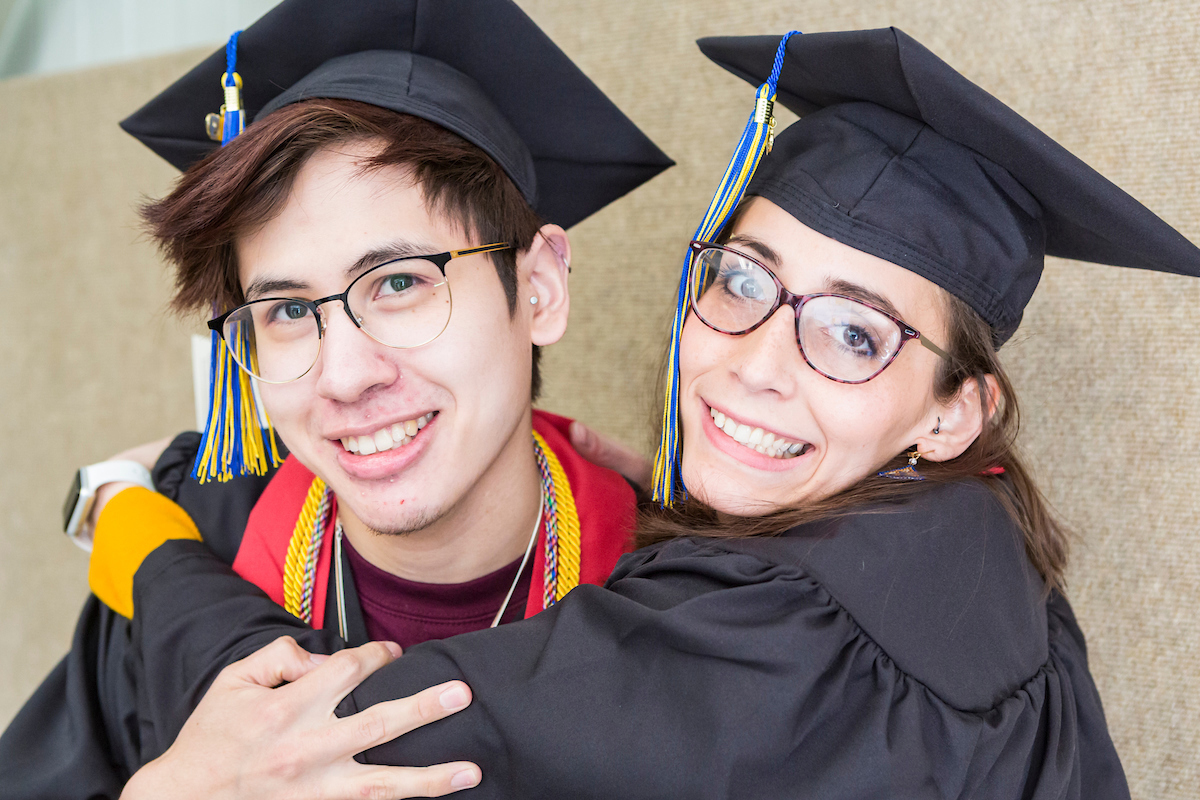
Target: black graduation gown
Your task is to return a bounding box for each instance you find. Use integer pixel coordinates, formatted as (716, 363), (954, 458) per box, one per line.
(127, 478), (1130, 799)
(0, 434), (280, 798)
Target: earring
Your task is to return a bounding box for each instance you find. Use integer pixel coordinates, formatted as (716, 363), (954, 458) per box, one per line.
(932, 417), (941, 435)
(878, 449), (925, 481)
(530, 296), (539, 305)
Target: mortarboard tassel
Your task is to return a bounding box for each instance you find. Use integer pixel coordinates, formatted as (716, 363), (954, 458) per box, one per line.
(221, 31), (246, 145)
(192, 30), (283, 483)
(651, 31), (800, 506)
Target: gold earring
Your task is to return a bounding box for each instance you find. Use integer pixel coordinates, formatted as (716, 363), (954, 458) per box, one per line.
(878, 449), (924, 481)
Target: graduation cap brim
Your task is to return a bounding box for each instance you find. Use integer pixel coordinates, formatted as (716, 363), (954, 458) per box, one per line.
(697, 28), (1200, 332)
(121, 0), (673, 229)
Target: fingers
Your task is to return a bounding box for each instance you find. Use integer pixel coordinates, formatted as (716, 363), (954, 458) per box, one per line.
(344, 762), (481, 798)
(220, 635), (326, 690)
(569, 420), (653, 491)
(295, 640), (404, 708)
(333, 680), (472, 753)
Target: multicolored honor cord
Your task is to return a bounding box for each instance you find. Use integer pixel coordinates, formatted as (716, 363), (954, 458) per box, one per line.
(192, 30), (283, 483)
(650, 31), (801, 506)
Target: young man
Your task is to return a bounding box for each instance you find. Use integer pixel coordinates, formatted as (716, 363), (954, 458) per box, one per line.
(0, 0), (670, 796)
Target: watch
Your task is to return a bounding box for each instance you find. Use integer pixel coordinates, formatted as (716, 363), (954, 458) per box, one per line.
(63, 460), (155, 551)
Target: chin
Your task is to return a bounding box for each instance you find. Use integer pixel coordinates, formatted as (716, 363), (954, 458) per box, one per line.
(336, 489), (445, 536)
(681, 458), (797, 517)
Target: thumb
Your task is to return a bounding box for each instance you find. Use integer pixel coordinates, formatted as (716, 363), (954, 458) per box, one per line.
(220, 636), (327, 690)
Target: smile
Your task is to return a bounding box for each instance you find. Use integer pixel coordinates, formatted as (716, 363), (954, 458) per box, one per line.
(709, 407), (811, 459)
(340, 412), (436, 455)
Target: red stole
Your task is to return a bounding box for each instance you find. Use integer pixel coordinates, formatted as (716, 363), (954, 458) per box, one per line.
(231, 410), (636, 629)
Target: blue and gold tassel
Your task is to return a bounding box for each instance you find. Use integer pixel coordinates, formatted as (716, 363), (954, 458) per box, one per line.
(651, 32), (800, 506)
(193, 31), (283, 483)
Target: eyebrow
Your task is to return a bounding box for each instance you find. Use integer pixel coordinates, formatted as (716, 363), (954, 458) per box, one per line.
(345, 239), (441, 280)
(824, 278), (905, 321)
(243, 277), (310, 302)
(242, 239), (441, 301)
(724, 234), (783, 266)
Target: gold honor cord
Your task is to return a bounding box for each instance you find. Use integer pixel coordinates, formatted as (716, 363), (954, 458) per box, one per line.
(533, 430), (582, 601)
(280, 433), (582, 625)
(282, 476), (329, 622)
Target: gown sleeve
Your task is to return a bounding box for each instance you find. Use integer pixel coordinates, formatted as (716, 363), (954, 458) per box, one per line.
(0, 433), (278, 797)
(130, 504), (1122, 800)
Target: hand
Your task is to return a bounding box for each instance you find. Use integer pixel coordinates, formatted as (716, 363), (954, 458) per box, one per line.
(121, 637), (480, 800)
(569, 420), (652, 492)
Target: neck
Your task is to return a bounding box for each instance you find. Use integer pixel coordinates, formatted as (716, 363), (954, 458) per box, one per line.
(336, 409), (542, 584)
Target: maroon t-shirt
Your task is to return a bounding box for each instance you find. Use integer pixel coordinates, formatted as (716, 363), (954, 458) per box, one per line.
(342, 535), (534, 650)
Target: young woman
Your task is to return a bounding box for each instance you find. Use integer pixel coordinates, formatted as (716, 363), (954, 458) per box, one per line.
(118, 27), (1199, 799)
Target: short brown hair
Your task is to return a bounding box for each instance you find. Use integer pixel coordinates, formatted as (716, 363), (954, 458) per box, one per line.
(142, 98), (547, 396)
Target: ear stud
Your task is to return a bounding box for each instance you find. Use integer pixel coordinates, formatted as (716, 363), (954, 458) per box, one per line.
(530, 296), (539, 305)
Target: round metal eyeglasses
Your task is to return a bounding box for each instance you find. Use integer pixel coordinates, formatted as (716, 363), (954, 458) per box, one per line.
(209, 242), (514, 383)
(688, 241), (949, 384)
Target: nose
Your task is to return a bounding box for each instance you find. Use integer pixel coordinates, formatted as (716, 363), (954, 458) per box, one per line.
(726, 305), (805, 397)
(310, 300), (400, 403)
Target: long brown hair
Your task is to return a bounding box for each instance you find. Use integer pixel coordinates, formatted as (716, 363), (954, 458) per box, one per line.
(637, 250), (1071, 594)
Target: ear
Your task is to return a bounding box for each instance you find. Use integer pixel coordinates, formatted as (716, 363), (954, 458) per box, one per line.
(913, 374), (1000, 462)
(519, 224), (571, 346)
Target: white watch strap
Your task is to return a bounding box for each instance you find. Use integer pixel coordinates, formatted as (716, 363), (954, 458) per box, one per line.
(66, 461), (156, 552)
(81, 460), (154, 492)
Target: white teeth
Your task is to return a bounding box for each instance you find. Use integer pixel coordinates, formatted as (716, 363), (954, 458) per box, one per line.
(342, 412), (435, 455)
(709, 407), (807, 460)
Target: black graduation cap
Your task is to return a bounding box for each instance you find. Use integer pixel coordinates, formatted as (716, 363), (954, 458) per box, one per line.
(697, 28), (1200, 341)
(120, 0), (673, 230)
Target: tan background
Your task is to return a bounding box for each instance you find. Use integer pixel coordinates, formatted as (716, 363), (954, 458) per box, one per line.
(1, 0), (1197, 796)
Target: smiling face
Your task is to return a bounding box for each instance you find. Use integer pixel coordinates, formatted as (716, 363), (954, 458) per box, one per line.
(678, 197), (958, 515)
(238, 142), (548, 536)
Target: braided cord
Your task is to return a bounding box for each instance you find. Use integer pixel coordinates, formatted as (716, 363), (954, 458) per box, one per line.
(282, 477), (330, 623)
(282, 434), (578, 621)
(533, 431), (581, 605)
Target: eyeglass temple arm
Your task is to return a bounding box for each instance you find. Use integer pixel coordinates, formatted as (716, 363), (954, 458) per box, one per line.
(449, 242), (512, 259)
(916, 334), (950, 361)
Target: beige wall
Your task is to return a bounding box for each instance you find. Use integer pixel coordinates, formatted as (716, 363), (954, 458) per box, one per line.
(1, 1), (1197, 797)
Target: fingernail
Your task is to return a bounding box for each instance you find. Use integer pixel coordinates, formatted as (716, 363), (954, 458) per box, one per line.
(309, 653), (330, 664)
(382, 641), (403, 658)
(439, 685), (469, 710)
(450, 768), (480, 789)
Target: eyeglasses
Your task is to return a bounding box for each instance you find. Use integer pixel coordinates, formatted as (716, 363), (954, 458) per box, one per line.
(209, 242), (514, 383)
(688, 241), (949, 384)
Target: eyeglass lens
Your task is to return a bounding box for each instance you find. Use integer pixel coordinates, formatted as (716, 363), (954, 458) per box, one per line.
(223, 258), (452, 383)
(690, 246), (904, 383)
